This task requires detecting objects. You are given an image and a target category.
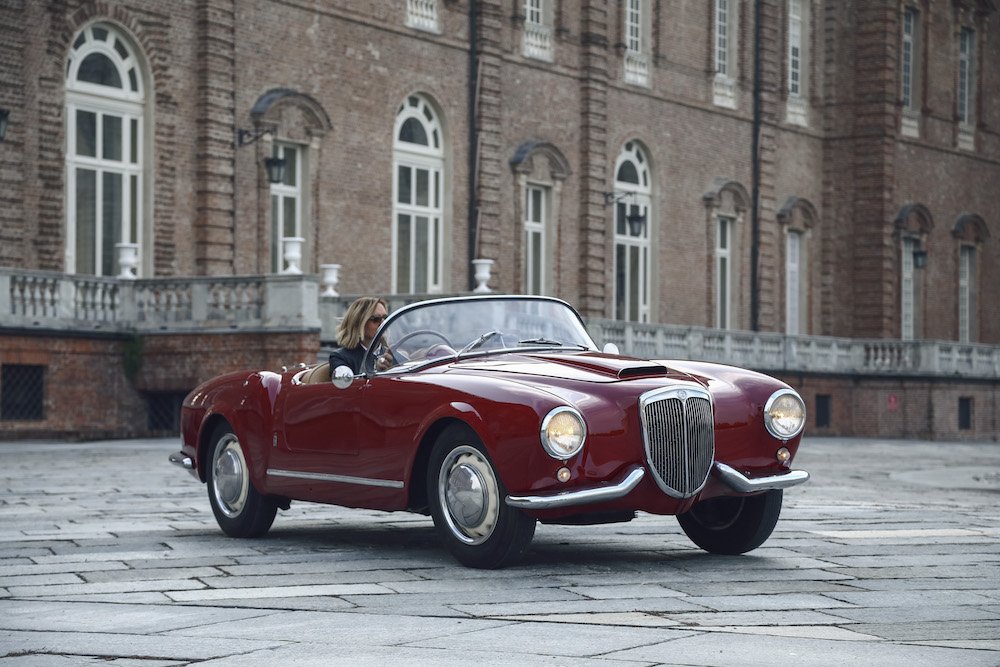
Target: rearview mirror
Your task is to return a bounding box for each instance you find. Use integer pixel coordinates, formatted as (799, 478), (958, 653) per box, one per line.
(332, 365), (355, 389)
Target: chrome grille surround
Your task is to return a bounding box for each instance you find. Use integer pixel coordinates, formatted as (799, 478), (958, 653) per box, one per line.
(638, 384), (715, 499)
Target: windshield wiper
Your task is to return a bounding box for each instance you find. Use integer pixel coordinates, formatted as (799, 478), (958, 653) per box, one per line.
(459, 330), (502, 354)
(517, 338), (588, 350)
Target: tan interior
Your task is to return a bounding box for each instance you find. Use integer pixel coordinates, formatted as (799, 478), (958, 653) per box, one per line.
(301, 362), (331, 384)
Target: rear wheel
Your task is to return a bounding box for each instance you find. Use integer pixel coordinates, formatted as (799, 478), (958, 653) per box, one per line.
(677, 490), (782, 555)
(428, 424), (535, 568)
(206, 424), (277, 538)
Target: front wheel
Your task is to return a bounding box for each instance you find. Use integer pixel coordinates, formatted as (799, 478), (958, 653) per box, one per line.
(427, 424), (535, 568)
(677, 490), (783, 555)
(206, 424), (277, 538)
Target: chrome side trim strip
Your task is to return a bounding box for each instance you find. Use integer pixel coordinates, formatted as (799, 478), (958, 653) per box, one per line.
(267, 468), (404, 489)
(505, 467), (645, 510)
(713, 462), (810, 492)
(169, 452), (194, 470)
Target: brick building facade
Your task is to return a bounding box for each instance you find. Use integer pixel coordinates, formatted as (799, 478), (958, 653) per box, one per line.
(1, 0), (998, 439)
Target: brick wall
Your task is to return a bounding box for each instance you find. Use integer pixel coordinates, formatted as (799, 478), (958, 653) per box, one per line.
(0, 330), (318, 440)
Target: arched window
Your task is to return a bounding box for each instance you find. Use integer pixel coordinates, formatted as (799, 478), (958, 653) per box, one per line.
(612, 142), (652, 322)
(704, 180), (749, 329)
(952, 213), (989, 343)
(778, 197), (818, 335)
(65, 22), (147, 277)
(393, 95), (444, 294)
(510, 141), (571, 296)
(894, 203), (933, 341)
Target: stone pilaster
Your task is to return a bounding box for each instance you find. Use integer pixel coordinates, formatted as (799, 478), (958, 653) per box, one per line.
(194, 0), (236, 275)
(578, 1), (610, 318)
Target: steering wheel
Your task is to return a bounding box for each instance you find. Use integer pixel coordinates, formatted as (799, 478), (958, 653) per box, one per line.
(394, 329), (454, 350)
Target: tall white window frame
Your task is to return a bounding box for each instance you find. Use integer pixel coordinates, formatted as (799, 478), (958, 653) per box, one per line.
(523, 0), (553, 61)
(713, 0), (738, 108)
(901, 237), (917, 340)
(958, 28), (975, 125)
(65, 22), (146, 277)
(900, 7), (921, 137)
(612, 142), (652, 323)
(393, 95), (444, 295)
(523, 183), (548, 295)
(715, 216), (735, 329)
(270, 142), (304, 274)
(786, 0), (808, 125)
(959, 245), (975, 343)
(901, 8), (918, 109)
(623, 0), (650, 86)
(785, 230), (805, 335)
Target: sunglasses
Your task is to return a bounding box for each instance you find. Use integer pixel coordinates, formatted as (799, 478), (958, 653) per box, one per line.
(368, 315), (387, 324)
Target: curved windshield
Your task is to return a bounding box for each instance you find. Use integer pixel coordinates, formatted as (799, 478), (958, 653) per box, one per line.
(371, 297), (596, 373)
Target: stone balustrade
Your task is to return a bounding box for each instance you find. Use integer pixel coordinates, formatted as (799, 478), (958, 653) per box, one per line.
(0, 269), (319, 333)
(3, 269), (997, 379)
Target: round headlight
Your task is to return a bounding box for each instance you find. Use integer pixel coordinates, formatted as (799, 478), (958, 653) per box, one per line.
(764, 389), (806, 440)
(540, 407), (587, 459)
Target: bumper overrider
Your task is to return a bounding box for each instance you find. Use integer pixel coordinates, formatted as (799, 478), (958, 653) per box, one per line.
(504, 463), (809, 510)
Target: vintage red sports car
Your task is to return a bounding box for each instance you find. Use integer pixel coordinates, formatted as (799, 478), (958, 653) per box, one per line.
(172, 295), (808, 568)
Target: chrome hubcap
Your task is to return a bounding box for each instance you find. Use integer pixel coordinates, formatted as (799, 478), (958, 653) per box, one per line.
(212, 434), (249, 518)
(439, 445), (499, 545)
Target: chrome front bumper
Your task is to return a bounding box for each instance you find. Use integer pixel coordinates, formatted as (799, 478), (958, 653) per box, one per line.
(505, 467), (646, 510)
(504, 462), (809, 510)
(712, 462), (810, 492)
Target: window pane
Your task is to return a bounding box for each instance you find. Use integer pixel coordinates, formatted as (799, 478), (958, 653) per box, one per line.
(283, 147), (297, 186)
(415, 216), (429, 293)
(616, 201), (627, 235)
(531, 230), (542, 294)
(130, 118), (138, 163)
(719, 256), (728, 328)
(76, 110), (97, 158)
(76, 168), (97, 275)
(283, 196), (296, 238)
(102, 114), (122, 161)
(616, 161), (639, 184)
(416, 169), (429, 207)
(78, 53), (122, 88)
(102, 172), (123, 276)
(271, 195), (280, 271)
(129, 174), (138, 244)
(432, 217), (440, 286)
(615, 244), (626, 320)
(399, 117), (428, 145)
(629, 245), (640, 321)
(397, 165), (411, 204)
(397, 214), (411, 293)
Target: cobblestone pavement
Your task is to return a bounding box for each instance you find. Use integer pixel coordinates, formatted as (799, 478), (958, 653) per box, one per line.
(0, 437), (998, 666)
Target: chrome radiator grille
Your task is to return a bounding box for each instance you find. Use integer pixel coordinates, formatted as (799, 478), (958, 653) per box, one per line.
(639, 387), (715, 498)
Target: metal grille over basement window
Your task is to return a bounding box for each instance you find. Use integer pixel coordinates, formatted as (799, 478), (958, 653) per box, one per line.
(145, 391), (186, 433)
(1, 364), (46, 421)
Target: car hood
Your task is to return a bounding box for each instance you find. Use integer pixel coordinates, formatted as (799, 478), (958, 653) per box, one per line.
(448, 351), (703, 385)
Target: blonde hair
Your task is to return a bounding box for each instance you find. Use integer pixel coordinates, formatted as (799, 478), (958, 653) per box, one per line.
(335, 296), (387, 349)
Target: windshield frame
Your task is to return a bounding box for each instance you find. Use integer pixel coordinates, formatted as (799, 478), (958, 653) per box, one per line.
(362, 295), (598, 377)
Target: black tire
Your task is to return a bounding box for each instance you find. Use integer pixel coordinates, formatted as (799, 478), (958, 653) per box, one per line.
(677, 489), (783, 555)
(427, 424), (536, 568)
(206, 423), (277, 538)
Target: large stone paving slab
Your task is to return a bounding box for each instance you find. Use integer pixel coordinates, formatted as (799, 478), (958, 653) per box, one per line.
(0, 437), (998, 664)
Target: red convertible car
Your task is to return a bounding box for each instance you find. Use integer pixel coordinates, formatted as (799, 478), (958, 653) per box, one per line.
(172, 295), (808, 568)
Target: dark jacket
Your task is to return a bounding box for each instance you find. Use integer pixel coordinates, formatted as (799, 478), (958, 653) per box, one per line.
(328, 345), (366, 375)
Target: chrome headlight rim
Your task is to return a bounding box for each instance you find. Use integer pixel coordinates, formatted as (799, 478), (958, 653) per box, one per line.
(540, 406), (587, 460)
(764, 389), (806, 441)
